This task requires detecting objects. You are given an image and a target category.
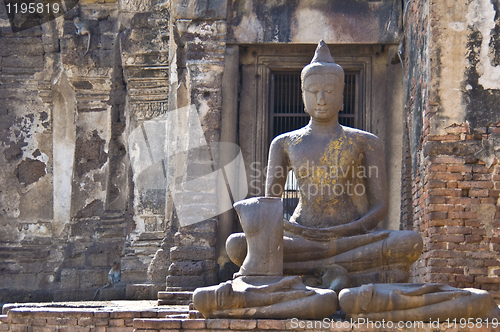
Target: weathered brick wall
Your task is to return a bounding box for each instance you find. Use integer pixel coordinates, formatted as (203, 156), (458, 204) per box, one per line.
(404, 0), (500, 301)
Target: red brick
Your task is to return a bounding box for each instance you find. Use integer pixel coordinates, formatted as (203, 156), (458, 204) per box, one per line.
(428, 227), (446, 234)
(32, 318), (47, 326)
(32, 328), (57, 332)
(446, 226), (471, 234)
(456, 275), (474, 283)
(426, 196), (447, 204)
(490, 190), (500, 197)
(426, 156), (465, 164)
(428, 134), (461, 141)
(206, 319), (229, 329)
(446, 182), (458, 188)
(105, 328), (133, 332)
(182, 319), (206, 329)
(473, 165), (490, 173)
(428, 164), (447, 172)
(134, 319), (181, 329)
(429, 219), (463, 227)
(457, 181), (493, 189)
(257, 319), (287, 330)
(475, 277), (500, 284)
(140, 311), (157, 318)
(425, 242), (447, 250)
(47, 318), (78, 326)
(427, 180), (446, 188)
(425, 273), (451, 283)
(429, 172), (464, 181)
(110, 312), (141, 319)
(447, 165), (473, 172)
(78, 318), (94, 326)
(465, 219), (481, 227)
(109, 319), (125, 327)
(448, 211), (478, 219)
(473, 173), (492, 180)
(89, 328), (106, 332)
(471, 228), (487, 236)
(88, 318), (109, 326)
(229, 319), (257, 330)
(426, 266), (463, 274)
(59, 328), (90, 332)
(445, 125), (468, 134)
(10, 318), (31, 325)
(425, 211), (448, 220)
(430, 234), (465, 243)
(470, 189), (490, 197)
(94, 312), (109, 318)
(428, 188), (462, 197)
(10, 326), (28, 332)
(465, 235), (483, 243)
(26, 310), (64, 318)
(427, 250), (465, 259)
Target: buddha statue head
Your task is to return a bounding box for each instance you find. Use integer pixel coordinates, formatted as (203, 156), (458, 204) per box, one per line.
(301, 41), (345, 120)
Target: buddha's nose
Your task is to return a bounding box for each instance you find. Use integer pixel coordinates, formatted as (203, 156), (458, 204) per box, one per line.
(317, 90), (326, 105)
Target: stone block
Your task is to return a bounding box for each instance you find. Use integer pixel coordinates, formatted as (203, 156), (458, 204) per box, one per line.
(257, 319), (287, 330)
(169, 247), (216, 261)
(125, 284), (164, 300)
(174, 232), (217, 247)
(166, 275), (217, 289)
(3, 55), (44, 68)
(181, 319), (206, 329)
(168, 261), (217, 276)
(172, 0), (227, 20)
(206, 319), (229, 329)
(229, 319), (257, 329)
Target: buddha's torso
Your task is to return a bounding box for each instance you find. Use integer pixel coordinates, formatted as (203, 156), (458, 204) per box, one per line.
(284, 126), (370, 228)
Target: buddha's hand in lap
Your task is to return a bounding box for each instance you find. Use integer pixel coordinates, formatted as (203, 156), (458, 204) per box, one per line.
(285, 219), (391, 243)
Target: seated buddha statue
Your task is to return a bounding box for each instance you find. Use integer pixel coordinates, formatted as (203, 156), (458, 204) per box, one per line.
(227, 40), (423, 287)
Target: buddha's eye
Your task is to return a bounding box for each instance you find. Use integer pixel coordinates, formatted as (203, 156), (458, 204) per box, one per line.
(323, 84), (336, 93)
(305, 84), (320, 94)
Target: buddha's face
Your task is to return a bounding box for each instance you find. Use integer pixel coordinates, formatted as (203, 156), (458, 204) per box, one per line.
(303, 73), (344, 121)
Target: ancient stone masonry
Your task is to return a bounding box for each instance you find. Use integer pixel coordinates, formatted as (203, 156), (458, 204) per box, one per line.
(119, 0), (171, 287)
(0, 19), (58, 305)
(165, 0), (228, 291)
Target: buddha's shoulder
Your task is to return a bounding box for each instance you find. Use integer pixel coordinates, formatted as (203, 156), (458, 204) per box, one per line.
(271, 127), (310, 146)
(342, 126), (381, 144)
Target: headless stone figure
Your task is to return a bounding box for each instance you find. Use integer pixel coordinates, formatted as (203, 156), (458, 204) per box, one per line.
(193, 197), (337, 319)
(226, 40), (423, 287)
(235, 197), (283, 277)
(339, 283), (500, 321)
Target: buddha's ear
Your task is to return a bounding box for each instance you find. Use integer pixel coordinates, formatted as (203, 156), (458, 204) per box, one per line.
(359, 284), (375, 312)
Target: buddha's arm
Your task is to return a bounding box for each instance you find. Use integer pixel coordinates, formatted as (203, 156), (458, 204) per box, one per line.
(265, 136), (288, 197)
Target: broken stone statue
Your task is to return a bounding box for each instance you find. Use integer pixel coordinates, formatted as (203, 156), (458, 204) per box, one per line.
(226, 40), (423, 288)
(193, 197), (337, 319)
(339, 283), (500, 321)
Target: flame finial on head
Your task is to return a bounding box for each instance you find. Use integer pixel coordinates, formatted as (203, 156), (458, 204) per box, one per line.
(301, 40), (344, 83)
(311, 40), (336, 64)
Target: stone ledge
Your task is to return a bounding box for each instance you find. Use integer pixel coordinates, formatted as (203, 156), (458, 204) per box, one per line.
(2, 302), (499, 332)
